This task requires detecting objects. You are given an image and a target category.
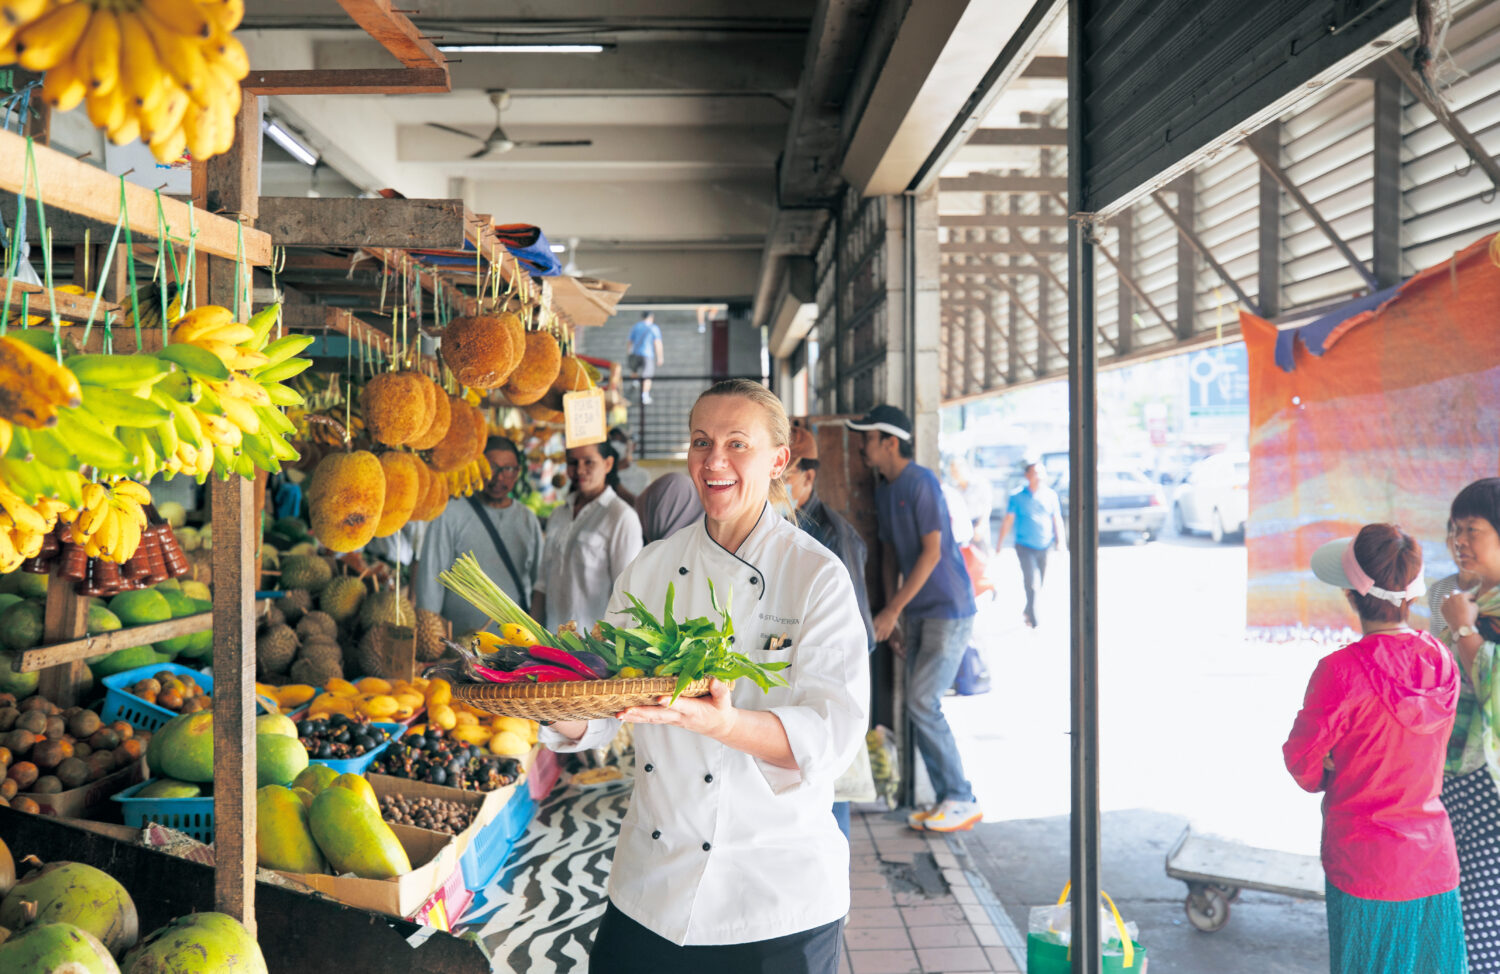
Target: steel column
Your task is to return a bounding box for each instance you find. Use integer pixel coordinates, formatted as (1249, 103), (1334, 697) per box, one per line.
(1008, 195), (1023, 383)
(1251, 127), (1281, 318)
(1173, 174), (1197, 337)
(1068, 0), (1102, 967)
(1116, 212), (1134, 355)
(1372, 70), (1403, 289)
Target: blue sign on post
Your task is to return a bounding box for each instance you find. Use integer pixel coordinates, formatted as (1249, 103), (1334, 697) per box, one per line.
(1187, 343), (1249, 418)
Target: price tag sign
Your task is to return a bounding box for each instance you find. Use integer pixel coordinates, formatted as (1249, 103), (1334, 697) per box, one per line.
(564, 388), (608, 447)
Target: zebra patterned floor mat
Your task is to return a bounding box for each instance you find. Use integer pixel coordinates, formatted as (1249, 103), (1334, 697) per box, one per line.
(463, 778), (633, 972)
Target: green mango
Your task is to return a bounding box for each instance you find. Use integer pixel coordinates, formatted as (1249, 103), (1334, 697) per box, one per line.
(309, 786), (411, 879)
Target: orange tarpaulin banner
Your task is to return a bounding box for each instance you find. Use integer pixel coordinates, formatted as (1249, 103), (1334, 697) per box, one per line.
(1244, 233), (1500, 635)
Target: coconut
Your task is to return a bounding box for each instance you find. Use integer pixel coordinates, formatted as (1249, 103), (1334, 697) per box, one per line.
(406, 380), (452, 451)
(441, 315), (515, 390)
(307, 451), (385, 552)
(0, 861), (139, 956)
(360, 372), (429, 447)
(373, 452), (422, 538)
(121, 912), (267, 974)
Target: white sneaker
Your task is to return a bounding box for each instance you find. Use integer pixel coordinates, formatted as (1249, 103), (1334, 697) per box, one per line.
(921, 800), (983, 832)
(641, 393), (652, 404)
(907, 805), (936, 831)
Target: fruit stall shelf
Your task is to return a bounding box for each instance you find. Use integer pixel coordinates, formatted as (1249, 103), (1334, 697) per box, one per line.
(112, 780), (216, 842)
(14, 597), (275, 674)
(308, 720), (405, 775)
(100, 662), (215, 732)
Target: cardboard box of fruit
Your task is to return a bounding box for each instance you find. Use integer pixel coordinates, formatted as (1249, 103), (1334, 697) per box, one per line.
(0, 692), (153, 816)
(275, 822), (464, 920)
(367, 773), (514, 863)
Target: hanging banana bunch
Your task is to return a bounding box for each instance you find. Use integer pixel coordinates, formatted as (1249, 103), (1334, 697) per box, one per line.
(9, 0), (250, 162)
(59, 477), (151, 563)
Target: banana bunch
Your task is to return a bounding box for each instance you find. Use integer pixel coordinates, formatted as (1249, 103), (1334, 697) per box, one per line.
(0, 475), (68, 572)
(444, 455), (493, 500)
(60, 478), (151, 563)
(11, 0), (249, 162)
(0, 331), (83, 429)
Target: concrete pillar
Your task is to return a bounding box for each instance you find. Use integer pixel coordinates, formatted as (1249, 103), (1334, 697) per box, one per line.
(909, 187), (942, 469)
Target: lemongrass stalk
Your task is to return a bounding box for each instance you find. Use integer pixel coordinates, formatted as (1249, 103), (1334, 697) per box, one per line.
(438, 552), (559, 647)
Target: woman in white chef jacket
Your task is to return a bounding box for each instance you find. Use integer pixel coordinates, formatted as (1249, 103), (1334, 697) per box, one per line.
(531, 438), (644, 635)
(542, 379), (869, 973)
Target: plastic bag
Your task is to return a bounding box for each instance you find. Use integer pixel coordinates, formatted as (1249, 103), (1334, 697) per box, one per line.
(1026, 886), (1147, 973)
(866, 725), (900, 809)
(1028, 903), (1138, 948)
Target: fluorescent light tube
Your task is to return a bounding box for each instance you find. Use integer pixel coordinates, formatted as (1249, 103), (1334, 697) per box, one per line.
(264, 120), (318, 167)
(436, 44), (606, 54)
(550, 244), (567, 253)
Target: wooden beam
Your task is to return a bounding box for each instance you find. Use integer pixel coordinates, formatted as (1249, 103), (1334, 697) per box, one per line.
(243, 68), (450, 95)
(1, 282), (122, 323)
(966, 127), (1069, 147)
(1382, 52), (1500, 198)
(1149, 188), (1261, 315)
(1245, 136), (1378, 289)
(0, 129), (270, 265)
(18, 607), (262, 671)
(257, 198), (468, 250)
(940, 263), (1046, 276)
(939, 175), (1069, 194)
(1022, 56), (1067, 79)
(941, 240), (1067, 255)
(334, 0), (447, 70)
(940, 213), (1068, 228)
(362, 247), (481, 317)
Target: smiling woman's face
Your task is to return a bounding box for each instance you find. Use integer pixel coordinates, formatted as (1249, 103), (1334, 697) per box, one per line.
(688, 395), (788, 530)
(1453, 516), (1500, 585)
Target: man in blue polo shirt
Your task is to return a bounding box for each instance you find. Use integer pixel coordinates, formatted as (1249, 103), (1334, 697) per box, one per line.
(625, 312), (663, 404)
(849, 405), (981, 833)
(996, 459), (1064, 629)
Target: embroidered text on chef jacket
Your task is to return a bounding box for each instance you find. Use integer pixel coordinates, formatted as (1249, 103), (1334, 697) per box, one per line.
(535, 485), (643, 634)
(541, 505), (869, 946)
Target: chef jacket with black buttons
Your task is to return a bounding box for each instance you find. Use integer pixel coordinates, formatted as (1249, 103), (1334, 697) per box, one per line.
(540, 504), (870, 946)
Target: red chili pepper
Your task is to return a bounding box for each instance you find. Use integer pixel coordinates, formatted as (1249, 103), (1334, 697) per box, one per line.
(527, 644), (602, 679)
(515, 663), (588, 682)
(475, 665), (531, 684)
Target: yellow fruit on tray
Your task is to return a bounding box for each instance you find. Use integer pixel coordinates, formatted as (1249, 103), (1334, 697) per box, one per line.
(358, 694), (399, 719)
(391, 703), (416, 721)
(325, 678), (359, 698)
(450, 725), (491, 747)
(425, 678), (451, 708)
(277, 684), (317, 707)
(454, 711), (478, 727)
(394, 691), (424, 710)
(489, 730), (530, 757)
(355, 677), (392, 695)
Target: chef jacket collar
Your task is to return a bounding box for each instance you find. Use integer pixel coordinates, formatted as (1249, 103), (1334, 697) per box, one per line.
(695, 502), (776, 601)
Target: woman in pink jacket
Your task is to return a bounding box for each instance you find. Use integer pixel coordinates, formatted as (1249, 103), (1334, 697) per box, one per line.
(1285, 523), (1467, 973)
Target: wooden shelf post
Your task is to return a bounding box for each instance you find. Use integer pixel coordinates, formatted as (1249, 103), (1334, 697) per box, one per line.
(199, 92), (261, 933)
(36, 569), (89, 708)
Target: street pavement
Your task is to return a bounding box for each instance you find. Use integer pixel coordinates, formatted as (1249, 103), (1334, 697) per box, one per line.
(937, 526), (1332, 972)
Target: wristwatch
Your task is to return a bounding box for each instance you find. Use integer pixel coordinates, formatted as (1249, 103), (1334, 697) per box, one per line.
(1457, 625), (1480, 639)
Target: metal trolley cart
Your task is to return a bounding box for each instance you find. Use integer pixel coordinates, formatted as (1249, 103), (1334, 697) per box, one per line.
(1165, 827), (1325, 932)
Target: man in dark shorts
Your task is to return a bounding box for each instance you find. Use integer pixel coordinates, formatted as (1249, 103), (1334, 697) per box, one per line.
(626, 312), (663, 404)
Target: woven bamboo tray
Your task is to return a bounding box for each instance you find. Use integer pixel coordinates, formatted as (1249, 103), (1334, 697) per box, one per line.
(453, 677), (725, 721)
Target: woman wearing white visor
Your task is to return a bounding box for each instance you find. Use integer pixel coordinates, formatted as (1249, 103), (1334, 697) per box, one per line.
(543, 379), (869, 974)
(1284, 524), (1466, 974)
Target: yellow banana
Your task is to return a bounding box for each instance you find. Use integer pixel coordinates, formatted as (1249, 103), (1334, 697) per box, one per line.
(0, 525), (19, 573)
(116, 509), (141, 562)
(78, 498), (110, 539)
(0, 0), (48, 33)
(87, 82), (127, 131)
(137, 8), (209, 106)
(0, 488), (47, 536)
(228, 348), (269, 371)
(14, 526), (42, 560)
(2, 336), (82, 410)
(111, 479), (152, 506)
(140, 79), (188, 143)
(201, 27), (246, 80)
(15, 1), (92, 73)
(77, 7), (120, 96)
(197, 410), (242, 448)
(117, 10), (168, 112)
(200, 0), (243, 36)
(0, 418), (11, 458)
(182, 100), (215, 160)
(171, 305), (241, 344)
(108, 113), (142, 147)
(82, 480), (107, 510)
(215, 392), (260, 435)
(140, 0), (213, 39)
(147, 121), (187, 165)
(41, 53), (87, 112)
(94, 505), (122, 558)
(193, 337), (240, 366)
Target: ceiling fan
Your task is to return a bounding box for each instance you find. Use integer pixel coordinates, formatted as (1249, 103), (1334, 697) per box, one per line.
(426, 90), (593, 158)
(558, 237), (622, 279)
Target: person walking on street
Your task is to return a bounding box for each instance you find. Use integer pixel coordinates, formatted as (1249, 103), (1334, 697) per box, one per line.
(414, 436), (542, 637)
(784, 425), (877, 841)
(1284, 524), (1466, 974)
(997, 460), (1064, 629)
(1432, 478), (1500, 972)
(848, 405), (982, 833)
(948, 456), (993, 552)
(626, 312), (664, 405)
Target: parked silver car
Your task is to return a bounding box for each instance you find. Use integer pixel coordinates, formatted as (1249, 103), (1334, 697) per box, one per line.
(1172, 452), (1250, 543)
(1053, 466), (1169, 541)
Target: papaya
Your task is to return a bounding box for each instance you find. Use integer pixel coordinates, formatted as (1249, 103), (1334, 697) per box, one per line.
(0, 861), (138, 956)
(121, 912), (267, 974)
(256, 785), (327, 874)
(0, 922), (120, 974)
(291, 786), (316, 810)
(146, 712), (214, 783)
(309, 785), (411, 879)
(328, 772), (379, 812)
(290, 763), (339, 796)
(255, 733), (309, 788)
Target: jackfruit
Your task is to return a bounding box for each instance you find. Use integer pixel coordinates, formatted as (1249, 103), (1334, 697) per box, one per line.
(441, 314), (516, 390)
(279, 555), (332, 594)
(374, 452), (421, 537)
(406, 459), (438, 522)
(360, 372), (430, 447)
(407, 388), (452, 452)
(410, 374), (437, 443)
(502, 331), (563, 406)
(552, 354), (591, 393)
(295, 610), (338, 643)
(495, 311), (526, 379)
(359, 589), (415, 629)
(427, 396), (477, 472)
(307, 450), (386, 552)
(256, 624), (299, 677)
(416, 608), (448, 662)
(319, 575), (367, 625)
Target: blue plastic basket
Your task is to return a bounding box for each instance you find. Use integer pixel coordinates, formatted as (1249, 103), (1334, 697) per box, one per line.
(112, 780), (215, 841)
(308, 721), (403, 775)
(100, 663), (214, 732)
(461, 785), (537, 892)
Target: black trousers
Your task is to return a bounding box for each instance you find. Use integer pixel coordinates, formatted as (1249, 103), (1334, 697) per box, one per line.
(1016, 543), (1049, 624)
(589, 902), (843, 974)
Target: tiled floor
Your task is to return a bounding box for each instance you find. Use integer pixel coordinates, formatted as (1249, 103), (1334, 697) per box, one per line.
(841, 810), (1024, 974)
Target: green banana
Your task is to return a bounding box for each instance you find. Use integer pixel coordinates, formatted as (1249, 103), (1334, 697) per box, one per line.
(262, 382), (305, 407)
(5, 426), (31, 461)
(233, 451), (256, 480)
(0, 459), (44, 504)
(29, 427), (80, 472)
(247, 304), (281, 350)
(193, 382), (226, 417)
(78, 387), (170, 428)
(253, 404), (295, 437)
(154, 411), (180, 458)
(119, 427), (160, 477)
(55, 410), (134, 472)
(240, 432), (280, 473)
(153, 368), (200, 405)
(168, 400), (205, 449)
(8, 328), (60, 354)
(157, 342), (230, 380)
(66, 354), (170, 388)
(255, 332), (313, 369)
(269, 433), (300, 463)
(251, 357), (312, 384)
